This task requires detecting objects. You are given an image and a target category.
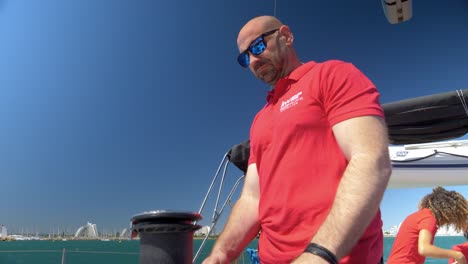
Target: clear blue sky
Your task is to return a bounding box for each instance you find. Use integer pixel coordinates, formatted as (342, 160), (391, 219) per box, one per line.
(0, 0), (467, 234)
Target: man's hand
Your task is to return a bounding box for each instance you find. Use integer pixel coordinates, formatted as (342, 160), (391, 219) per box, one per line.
(202, 252), (229, 264)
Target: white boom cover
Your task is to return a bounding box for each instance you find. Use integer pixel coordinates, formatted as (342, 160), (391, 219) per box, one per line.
(389, 140), (468, 188)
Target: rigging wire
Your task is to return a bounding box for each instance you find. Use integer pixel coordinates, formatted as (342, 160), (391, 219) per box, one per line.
(456, 89), (468, 117)
(274, 0), (277, 17)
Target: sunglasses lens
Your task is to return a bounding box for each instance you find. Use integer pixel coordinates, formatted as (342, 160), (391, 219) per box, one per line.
(237, 37), (267, 67)
(237, 52), (249, 67)
(251, 38), (266, 55)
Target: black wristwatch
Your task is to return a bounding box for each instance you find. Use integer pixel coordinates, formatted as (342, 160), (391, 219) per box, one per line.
(304, 243), (338, 264)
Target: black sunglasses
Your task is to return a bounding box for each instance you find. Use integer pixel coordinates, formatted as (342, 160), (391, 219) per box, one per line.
(237, 28), (279, 68)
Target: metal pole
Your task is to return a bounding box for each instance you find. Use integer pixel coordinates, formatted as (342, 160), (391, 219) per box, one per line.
(61, 248), (66, 264)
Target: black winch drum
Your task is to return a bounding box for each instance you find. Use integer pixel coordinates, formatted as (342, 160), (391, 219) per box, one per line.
(131, 210), (202, 264)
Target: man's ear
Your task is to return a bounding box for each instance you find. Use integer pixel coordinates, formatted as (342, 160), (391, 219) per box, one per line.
(279, 25), (294, 46)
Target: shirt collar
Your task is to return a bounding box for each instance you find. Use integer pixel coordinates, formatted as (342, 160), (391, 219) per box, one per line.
(266, 61), (316, 103)
(287, 61), (317, 81)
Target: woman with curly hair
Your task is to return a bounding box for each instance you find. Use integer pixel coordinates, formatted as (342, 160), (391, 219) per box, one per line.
(449, 230), (468, 264)
(387, 186), (468, 264)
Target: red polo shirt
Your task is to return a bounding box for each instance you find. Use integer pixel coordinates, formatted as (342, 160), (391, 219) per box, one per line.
(248, 60), (384, 263)
(387, 208), (438, 264)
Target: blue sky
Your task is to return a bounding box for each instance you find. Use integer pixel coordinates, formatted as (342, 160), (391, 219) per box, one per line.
(0, 0), (467, 235)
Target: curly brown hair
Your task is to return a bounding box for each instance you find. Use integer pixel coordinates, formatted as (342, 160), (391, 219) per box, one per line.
(419, 186), (467, 232)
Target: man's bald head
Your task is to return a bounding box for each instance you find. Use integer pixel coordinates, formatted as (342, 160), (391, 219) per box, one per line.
(237, 16), (284, 51)
(235, 16), (301, 86)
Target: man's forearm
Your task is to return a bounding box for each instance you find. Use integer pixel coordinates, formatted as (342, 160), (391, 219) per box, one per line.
(311, 153), (391, 259)
(210, 196), (260, 261)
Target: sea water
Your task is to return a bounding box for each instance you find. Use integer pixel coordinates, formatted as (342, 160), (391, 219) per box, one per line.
(0, 240), (139, 264)
(0, 236), (465, 264)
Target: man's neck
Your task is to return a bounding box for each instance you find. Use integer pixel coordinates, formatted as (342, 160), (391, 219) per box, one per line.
(271, 58), (302, 87)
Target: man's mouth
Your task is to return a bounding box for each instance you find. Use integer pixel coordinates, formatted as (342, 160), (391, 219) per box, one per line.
(254, 62), (266, 72)
(255, 64), (269, 75)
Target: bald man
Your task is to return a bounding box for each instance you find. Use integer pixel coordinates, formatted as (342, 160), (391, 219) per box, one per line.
(203, 16), (392, 264)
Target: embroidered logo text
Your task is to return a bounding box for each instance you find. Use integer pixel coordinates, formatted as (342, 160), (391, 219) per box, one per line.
(280, 91), (303, 112)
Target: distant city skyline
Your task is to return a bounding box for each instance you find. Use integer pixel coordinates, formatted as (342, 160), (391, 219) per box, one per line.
(383, 223), (465, 237)
(0, 221), (130, 239)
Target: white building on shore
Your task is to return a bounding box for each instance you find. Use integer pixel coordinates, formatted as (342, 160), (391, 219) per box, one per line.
(120, 228), (130, 239)
(383, 223), (401, 237)
(436, 225), (464, 236)
(0, 225), (7, 237)
(194, 226), (211, 237)
(384, 223), (463, 237)
(74, 222), (98, 238)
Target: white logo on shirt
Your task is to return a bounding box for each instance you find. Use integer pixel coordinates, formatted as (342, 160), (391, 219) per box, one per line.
(280, 91), (303, 112)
